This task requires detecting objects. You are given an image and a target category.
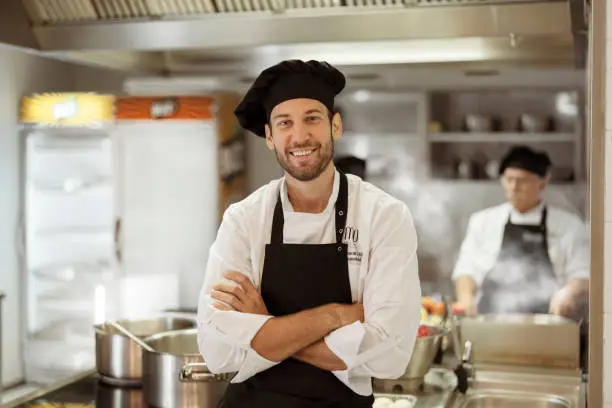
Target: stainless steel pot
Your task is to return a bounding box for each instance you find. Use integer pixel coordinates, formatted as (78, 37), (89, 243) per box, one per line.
(401, 324), (449, 380)
(142, 328), (233, 408)
(443, 315), (463, 355)
(96, 379), (145, 408)
(95, 316), (196, 385)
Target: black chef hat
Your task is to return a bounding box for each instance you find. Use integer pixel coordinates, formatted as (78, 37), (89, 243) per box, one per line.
(334, 155), (367, 178)
(499, 145), (552, 178)
(234, 60), (346, 137)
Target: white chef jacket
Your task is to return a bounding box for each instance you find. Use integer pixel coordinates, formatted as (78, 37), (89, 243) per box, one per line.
(452, 201), (590, 288)
(197, 170), (421, 396)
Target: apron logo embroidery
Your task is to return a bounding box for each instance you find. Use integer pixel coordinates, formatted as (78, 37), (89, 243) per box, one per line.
(343, 226), (359, 242)
(347, 247), (363, 263)
(343, 226), (363, 263)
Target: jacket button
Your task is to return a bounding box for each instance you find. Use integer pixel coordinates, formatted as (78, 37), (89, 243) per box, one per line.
(338, 246), (342, 252)
(339, 229), (343, 233)
(338, 210), (344, 216)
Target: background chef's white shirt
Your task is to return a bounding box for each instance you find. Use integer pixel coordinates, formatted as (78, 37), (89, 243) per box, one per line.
(452, 201), (590, 287)
(197, 170), (421, 396)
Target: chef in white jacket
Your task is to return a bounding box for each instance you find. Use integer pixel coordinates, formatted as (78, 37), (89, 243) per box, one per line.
(453, 146), (589, 318)
(196, 60), (421, 408)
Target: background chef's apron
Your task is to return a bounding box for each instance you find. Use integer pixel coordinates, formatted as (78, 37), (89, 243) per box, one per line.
(219, 172), (374, 408)
(477, 207), (558, 314)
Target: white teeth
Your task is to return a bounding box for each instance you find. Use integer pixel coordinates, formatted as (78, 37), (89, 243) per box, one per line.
(292, 150), (313, 157)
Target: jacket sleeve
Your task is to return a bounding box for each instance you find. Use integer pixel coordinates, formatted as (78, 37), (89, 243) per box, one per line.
(563, 216), (590, 280)
(323, 201), (422, 393)
(452, 213), (486, 285)
(196, 204), (280, 383)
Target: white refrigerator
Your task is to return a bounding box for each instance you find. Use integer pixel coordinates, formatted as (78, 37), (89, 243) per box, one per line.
(20, 125), (118, 383)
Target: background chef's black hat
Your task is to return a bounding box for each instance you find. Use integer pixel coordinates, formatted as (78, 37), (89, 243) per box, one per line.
(234, 60), (346, 137)
(334, 155), (367, 179)
(499, 145), (552, 178)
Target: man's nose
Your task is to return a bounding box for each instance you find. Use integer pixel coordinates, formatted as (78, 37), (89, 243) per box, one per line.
(292, 122), (310, 142)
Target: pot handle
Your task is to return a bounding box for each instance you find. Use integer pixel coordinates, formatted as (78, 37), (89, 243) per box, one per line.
(179, 363), (233, 383)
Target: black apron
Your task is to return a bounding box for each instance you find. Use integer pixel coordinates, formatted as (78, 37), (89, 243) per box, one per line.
(478, 206), (559, 314)
(220, 172), (374, 408)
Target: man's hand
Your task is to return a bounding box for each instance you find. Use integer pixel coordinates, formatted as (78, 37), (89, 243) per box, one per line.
(549, 285), (581, 318)
(455, 276), (478, 316)
(457, 297), (478, 317)
(550, 278), (590, 319)
(549, 287), (575, 317)
(210, 271), (269, 315)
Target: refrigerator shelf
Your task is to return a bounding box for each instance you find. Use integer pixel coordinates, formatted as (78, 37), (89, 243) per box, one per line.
(33, 226), (112, 237)
(26, 234), (114, 270)
(29, 176), (112, 193)
(27, 318), (95, 347)
(36, 298), (95, 311)
(31, 261), (114, 282)
(24, 341), (95, 385)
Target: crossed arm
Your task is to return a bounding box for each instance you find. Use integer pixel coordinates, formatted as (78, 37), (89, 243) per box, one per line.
(211, 271), (363, 370)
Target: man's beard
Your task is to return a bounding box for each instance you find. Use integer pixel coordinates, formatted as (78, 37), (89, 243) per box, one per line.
(274, 134), (334, 182)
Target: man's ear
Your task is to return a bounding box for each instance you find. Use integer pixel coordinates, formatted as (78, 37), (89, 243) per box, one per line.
(331, 112), (343, 142)
(265, 125), (274, 150)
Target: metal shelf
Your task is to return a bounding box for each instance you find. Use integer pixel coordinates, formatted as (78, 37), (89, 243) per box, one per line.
(427, 132), (576, 143)
(343, 131), (422, 139)
(428, 179), (584, 186)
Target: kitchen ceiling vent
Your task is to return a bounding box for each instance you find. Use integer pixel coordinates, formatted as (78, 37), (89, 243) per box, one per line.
(90, 0), (152, 19)
(22, 0), (98, 23)
(22, 0), (549, 23)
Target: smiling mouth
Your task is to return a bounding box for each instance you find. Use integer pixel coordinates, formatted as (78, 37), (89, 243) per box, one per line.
(290, 148), (317, 157)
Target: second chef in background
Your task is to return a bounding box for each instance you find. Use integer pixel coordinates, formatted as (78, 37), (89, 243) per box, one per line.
(196, 59), (421, 408)
(453, 145), (590, 319)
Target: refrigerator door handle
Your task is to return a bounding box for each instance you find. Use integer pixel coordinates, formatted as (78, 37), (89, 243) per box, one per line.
(114, 216), (122, 264)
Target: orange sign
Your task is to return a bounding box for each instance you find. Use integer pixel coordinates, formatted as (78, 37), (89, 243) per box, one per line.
(116, 96), (215, 120)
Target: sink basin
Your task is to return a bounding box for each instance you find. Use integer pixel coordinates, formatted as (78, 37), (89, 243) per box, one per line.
(460, 391), (571, 408)
(448, 369), (584, 408)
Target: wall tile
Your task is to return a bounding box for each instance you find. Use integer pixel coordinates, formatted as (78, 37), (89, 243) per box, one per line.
(600, 9), (610, 403)
(605, 223), (612, 313)
(606, 134), (612, 222)
(608, 4), (612, 39)
(604, 313), (612, 402)
(607, 69), (612, 131)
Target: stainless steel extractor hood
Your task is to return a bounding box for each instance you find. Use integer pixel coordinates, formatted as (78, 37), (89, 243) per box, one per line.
(0, 0), (589, 75)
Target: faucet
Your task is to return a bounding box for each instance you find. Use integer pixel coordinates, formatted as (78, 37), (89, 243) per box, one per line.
(443, 296), (476, 394)
(462, 340), (475, 380)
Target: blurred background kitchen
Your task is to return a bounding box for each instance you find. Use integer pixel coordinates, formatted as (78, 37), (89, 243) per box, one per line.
(0, 0), (608, 407)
